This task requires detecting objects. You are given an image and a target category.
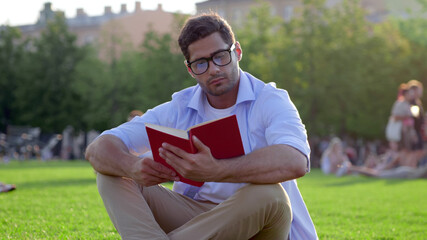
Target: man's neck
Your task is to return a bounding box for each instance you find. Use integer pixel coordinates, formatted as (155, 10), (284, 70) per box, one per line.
(206, 82), (240, 109)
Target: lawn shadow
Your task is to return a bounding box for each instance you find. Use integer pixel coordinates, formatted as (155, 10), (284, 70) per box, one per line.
(323, 174), (424, 187)
(382, 178), (426, 185)
(0, 160), (90, 170)
(17, 178), (96, 189)
(323, 175), (378, 187)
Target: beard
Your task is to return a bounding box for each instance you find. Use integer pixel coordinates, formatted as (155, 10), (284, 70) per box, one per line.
(201, 67), (239, 97)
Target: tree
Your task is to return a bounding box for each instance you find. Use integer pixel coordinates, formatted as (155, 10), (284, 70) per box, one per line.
(0, 26), (26, 132)
(235, 0), (282, 80)
(13, 14), (86, 133)
(236, 0), (413, 139)
(139, 30), (192, 106)
(74, 28), (191, 130)
(390, 2), (427, 105)
(73, 46), (112, 131)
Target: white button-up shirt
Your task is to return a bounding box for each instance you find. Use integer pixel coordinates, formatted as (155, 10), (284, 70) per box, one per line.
(101, 70), (318, 239)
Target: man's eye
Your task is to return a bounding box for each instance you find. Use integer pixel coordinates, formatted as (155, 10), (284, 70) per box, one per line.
(194, 60), (208, 69)
(214, 52), (227, 60)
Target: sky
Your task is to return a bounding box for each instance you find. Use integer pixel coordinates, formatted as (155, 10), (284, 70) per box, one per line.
(0, 0), (205, 26)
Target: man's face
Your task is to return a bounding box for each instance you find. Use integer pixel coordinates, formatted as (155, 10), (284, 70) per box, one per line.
(186, 32), (241, 97)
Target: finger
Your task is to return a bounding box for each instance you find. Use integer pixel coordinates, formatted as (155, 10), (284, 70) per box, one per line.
(191, 135), (209, 153)
(159, 146), (186, 164)
(161, 142), (189, 159)
(159, 148), (183, 171)
(142, 166), (179, 183)
(150, 169), (179, 181)
(141, 158), (179, 181)
(149, 158), (177, 176)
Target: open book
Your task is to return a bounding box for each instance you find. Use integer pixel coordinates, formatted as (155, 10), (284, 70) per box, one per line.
(145, 115), (245, 187)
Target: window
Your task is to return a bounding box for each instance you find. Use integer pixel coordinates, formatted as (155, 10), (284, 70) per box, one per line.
(283, 6), (294, 22)
(83, 34), (95, 44)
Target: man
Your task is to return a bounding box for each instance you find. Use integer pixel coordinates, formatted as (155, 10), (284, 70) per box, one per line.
(86, 13), (317, 239)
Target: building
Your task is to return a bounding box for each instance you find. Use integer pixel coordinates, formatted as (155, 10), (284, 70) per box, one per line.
(195, 0), (424, 27)
(196, 0), (303, 26)
(385, 0), (427, 19)
(15, 2), (182, 60)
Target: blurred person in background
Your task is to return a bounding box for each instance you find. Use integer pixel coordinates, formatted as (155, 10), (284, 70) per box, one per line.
(127, 109), (144, 122)
(386, 83), (417, 152)
(359, 149), (427, 179)
(0, 182), (15, 193)
(407, 80), (424, 150)
(320, 137), (354, 176)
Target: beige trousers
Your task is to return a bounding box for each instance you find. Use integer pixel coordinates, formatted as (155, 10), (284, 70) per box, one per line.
(97, 173), (292, 240)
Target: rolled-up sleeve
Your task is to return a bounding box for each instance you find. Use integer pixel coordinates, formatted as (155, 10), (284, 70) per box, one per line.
(100, 102), (174, 154)
(258, 85), (311, 170)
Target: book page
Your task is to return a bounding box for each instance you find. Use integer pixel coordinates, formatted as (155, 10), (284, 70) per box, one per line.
(145, 123), (189, 140)
(188, 115), (233, 130)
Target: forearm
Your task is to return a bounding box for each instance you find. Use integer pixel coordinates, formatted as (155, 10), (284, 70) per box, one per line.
(217, 144), (308, 184)
(85, 134), (137, 177)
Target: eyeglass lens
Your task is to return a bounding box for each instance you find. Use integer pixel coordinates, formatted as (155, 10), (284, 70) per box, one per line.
(190, 50), (232, 75)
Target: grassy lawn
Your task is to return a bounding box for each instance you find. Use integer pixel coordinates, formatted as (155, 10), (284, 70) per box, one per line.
(1, 160), (426, 239)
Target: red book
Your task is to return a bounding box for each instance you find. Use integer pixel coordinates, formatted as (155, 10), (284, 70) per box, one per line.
(145, 115), (245, 187)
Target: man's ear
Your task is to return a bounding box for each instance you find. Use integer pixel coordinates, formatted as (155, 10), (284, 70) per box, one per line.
(184, 61), (195, 78)
(235, 41), (243, 61)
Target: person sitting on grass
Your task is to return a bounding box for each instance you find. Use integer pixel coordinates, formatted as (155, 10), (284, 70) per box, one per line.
(85, 12), (317, 240)
(320, 137), (354, 176)
(319, 137), (393, 178)
(0, 182), (16, 193)
(360, 149), (427, 179)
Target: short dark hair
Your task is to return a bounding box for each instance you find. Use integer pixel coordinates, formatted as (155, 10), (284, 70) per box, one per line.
(178, 12), (235, 61)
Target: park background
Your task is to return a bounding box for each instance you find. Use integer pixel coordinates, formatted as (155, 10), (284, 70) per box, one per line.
(1, 0), (427, 239)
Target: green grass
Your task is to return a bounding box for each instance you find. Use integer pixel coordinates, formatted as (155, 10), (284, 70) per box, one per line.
(1, 160), (426, 239)
(298, 170), (427, 239)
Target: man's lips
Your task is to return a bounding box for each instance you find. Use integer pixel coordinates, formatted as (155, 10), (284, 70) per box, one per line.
(209, 77), (226, 85)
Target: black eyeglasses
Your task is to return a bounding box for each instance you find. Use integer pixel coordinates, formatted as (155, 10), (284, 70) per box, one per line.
(186, 43), (235, 75)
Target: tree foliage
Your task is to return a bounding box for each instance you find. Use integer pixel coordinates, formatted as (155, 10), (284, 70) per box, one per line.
(0, 26), (26, 132)
(12, 14), (85, 133)
(73, 30), (190, 130)
(0, 0), (426, 141)
(235, 0), (422, 139)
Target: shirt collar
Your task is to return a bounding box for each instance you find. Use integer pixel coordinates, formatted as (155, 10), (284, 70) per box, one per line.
(187, 69), (256, 113)
(235, 69), (256, 104)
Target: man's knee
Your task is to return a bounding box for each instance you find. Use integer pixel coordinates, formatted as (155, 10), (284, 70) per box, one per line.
(230, 184), (292, 238)
(239, 184), (290, 205)
(234, 184), (291, 218)
(97, 172), (117, 195)
(96, 173), (140, 197)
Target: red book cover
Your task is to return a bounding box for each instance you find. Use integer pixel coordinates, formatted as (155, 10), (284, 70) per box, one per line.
(188, 115), (244, 159)
(145, 115), (244, 187)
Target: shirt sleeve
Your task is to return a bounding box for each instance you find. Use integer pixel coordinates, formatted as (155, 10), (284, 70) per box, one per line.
(100, 102), (175, 154)
(257, 84), (311, 167)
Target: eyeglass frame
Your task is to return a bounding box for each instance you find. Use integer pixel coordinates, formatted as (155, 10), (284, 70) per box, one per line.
(185, 43), (236, 75)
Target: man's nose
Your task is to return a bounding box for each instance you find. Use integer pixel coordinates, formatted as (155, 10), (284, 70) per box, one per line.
(207, 60), (221, 75)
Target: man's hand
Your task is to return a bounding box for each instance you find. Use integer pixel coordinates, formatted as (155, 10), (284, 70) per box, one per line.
(86, 135), (179, 187)
(159, 136), (222, 182)
(129, 157), (180, 187)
